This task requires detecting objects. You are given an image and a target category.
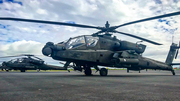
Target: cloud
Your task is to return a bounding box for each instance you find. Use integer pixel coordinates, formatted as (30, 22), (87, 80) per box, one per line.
(0, 40), (43, 55)
(0, 0), (179, 64)
(0, 40), (62, 65)
(0, 0), (23, 5)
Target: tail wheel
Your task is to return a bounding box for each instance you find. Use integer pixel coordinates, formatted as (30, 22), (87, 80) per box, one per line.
(84, 66), (92, 76)
(100, 68), (108, 76)
(172, 70), (175, 75)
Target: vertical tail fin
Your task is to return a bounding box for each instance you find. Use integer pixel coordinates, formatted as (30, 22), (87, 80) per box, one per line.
(165, 43), (179, 65)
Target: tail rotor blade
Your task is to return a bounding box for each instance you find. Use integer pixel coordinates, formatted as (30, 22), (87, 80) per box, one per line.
(175, 49), (179, 59)
(175, 41), (180, 59)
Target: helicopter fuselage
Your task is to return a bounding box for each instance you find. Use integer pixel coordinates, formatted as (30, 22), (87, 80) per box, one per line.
(42, 34), (172, 72)
(1, 56), (66, 72)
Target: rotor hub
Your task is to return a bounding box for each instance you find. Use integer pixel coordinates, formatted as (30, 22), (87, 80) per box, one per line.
(105, 21), (110, 28)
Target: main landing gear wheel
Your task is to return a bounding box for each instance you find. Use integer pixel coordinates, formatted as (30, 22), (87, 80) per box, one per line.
(100, 68), (108, 76)
(127, 69), (129, 73)
(84, 66), (92, 76)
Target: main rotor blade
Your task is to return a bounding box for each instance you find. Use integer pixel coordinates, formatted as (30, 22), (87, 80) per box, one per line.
(0, 54), (36, 58)
(0, 56), (20, 58)
(92, 30), (104, 35)
(113, 30), (162, 45)
(114, 11), (180, 29)
(32, 55), (44, 61)
(0, 17), (103, 30)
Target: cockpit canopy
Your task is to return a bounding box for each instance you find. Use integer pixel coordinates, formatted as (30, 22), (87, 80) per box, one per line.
(9, 58), (24, 63)
(66, 36), (99, 49)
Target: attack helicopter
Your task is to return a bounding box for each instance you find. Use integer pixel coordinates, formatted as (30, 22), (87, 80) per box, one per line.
(0, 54), (67, 72)
(0, 11), (180, 76)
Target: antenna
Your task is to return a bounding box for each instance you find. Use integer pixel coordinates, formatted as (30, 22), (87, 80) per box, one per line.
(172, 35), (174, 43)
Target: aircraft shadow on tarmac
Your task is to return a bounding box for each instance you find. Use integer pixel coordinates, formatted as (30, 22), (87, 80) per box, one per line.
(47, 73), (179, 78)
(1, 71), (179, 78)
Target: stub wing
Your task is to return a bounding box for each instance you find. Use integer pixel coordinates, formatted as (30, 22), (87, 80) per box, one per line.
(170, 63), (180, 65)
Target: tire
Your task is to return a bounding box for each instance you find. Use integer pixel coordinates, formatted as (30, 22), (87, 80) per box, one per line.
(127, 69), (129, 73)
(20, 70), (26, 72)
(100, 68), (108, 76)
(84, 67), (92, 76)
(172, 70), (175, 75)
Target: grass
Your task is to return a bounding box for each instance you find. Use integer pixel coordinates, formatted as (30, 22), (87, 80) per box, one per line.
(0, 70), (69, 72)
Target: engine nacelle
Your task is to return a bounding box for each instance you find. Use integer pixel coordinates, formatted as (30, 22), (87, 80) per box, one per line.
(120, 41), (146, 54)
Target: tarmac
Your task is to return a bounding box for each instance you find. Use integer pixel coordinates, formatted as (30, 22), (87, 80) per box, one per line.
(0, 70), (180, 101)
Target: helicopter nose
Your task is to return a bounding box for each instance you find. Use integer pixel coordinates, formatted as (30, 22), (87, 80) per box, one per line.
(2, 62), (6, 66)
(42, 42), (54, 56)
(46, 42), (54, 46)
(42, 47), (52, 56)
(54, 44), (66, 50)
(42, 42), (66, 56)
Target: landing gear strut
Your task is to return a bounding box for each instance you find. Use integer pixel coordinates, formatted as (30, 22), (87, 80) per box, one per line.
(100, 68), (108, 76)
(84, 66), (92, 76)
(127, 69), (129, 73)
(37, 69), (40, 72)
(171, 70), (175, 75)
(73, 63), (82, 72)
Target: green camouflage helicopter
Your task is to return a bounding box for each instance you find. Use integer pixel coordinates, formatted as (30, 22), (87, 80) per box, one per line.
(0, 11), (180, 76)
(0, 54), (67, 72)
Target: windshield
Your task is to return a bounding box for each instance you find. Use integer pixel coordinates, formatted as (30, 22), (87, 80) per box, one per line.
(10, 59), (18, 63)
(18, 58), (24, 62)
(85, 36), (99, 47)
(66, 36), (85, 49)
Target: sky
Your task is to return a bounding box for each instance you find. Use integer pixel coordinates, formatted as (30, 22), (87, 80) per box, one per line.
(0, 0), (180, 66)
